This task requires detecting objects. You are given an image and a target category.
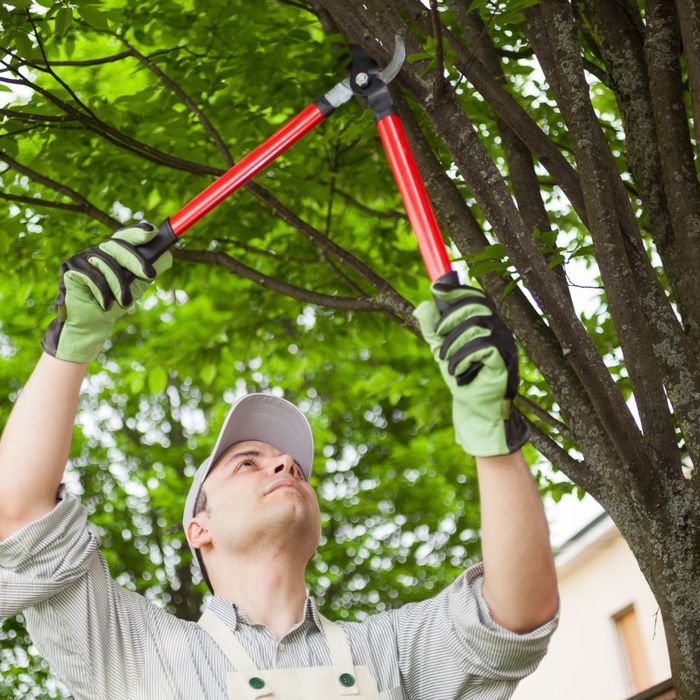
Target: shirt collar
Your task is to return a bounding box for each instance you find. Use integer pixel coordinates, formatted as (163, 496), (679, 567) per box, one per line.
(206, 595), (323, 633)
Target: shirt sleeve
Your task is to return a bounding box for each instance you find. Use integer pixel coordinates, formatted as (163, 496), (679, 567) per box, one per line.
(391, 562), (559, 700)
(0, 489), (150, 700)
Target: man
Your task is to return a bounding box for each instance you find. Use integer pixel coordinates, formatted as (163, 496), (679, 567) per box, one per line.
(0, 224), (558, 699)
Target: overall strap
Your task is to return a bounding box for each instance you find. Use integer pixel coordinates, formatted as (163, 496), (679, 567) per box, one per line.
(319, 614), (361, 697)
(199, 608), (259, 675)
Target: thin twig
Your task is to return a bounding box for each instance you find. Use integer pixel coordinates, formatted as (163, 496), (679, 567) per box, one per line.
(1, 54), (218, 175)
(0, 191), (84, 213)
(1, 124), (46, 138)
(515, 393), (572, 441)
(525, 417), (597, 494)
(115, 35), (234, 167)
(42, 50), (132, 67)
(174, 248), (383, 312)
(244, 181), (414, 318)
(45, 46), (182, 67)
(429, 0), (446, 101)
(26, 14), (101, 122)
(323, 255), (370, 297)
(496, 47), (534, 59)
(0, 152), (121, 229)
(275, 0), (319, 15)
(0, 107), (78, 123)
(214, 237), (318, 264)
(336, 189), (406, 220)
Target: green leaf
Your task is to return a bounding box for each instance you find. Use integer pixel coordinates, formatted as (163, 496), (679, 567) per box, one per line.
(54, 6), (73, 38)
(130, 373), (145, 395)
(78, 5), (109, 31)
(500, 275), (521, 299)
(407, 52), (432, 64)
(147, 366), (168, 394)
(469, 259), (509, 277)
(467, 243), (506, 264)
(13, 31), (33, 58)
(200, 363), (217, 385)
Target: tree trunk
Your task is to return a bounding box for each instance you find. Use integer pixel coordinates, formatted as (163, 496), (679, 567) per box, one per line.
(644, 489), (700, 697)
(313, 1), (700, 696)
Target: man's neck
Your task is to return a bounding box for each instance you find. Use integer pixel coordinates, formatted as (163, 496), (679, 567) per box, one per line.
(210, 551), (309, 640)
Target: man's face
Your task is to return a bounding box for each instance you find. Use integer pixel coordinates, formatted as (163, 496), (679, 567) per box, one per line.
(189, 440), (321, 566)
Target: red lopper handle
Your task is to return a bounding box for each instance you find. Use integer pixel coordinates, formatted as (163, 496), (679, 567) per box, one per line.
(169, 104), (328, 236)
(375, 114), (452, 282)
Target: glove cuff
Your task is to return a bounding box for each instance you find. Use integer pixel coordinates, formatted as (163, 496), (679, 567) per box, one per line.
(454, 405), (530, 457)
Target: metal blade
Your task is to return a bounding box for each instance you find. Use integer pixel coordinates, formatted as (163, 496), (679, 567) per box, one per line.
(378, 35), (405, 84)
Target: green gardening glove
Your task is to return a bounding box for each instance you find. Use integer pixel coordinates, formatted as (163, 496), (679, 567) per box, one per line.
(42, 222), (173, 363)
(413, 276), (529, 457)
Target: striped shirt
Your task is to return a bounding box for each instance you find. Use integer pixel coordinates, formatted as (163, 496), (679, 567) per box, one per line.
(0, 493), (557, 699)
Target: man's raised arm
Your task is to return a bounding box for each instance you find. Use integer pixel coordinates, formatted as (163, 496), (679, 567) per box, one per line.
(414, 276), (558, 633)
(0, 354), (87, 538)
(0, 223), (172, 540)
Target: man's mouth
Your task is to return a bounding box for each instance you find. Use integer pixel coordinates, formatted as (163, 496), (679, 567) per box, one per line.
(265, 479), (302, 496)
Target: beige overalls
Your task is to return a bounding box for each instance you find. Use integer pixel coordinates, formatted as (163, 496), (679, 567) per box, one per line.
(199, 609), (387, 700)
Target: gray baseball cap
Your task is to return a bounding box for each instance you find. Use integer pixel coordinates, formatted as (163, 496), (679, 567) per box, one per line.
(182, 393), (314, 589)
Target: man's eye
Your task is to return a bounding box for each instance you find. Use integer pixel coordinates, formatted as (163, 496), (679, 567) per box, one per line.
(236, 460), (256, 471)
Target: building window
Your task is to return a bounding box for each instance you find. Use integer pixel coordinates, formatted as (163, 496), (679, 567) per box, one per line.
(613, 604), (652, 694)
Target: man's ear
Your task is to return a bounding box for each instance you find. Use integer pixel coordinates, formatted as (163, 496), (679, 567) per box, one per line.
(187, 515), (213, 550)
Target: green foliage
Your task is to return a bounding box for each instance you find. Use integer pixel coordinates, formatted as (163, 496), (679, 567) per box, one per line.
(0, 2), (491, 695)
(0, 0), (653, 693)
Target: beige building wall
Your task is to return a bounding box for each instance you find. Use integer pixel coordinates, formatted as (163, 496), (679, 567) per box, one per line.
(512, 516), (671, 700)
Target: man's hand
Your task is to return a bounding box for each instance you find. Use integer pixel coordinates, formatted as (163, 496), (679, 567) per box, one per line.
(41, 223), (173, 363)
(413, 276), (528, 456)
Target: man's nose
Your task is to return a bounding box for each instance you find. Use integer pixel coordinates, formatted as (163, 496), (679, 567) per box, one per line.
(273, 454), (296, 475)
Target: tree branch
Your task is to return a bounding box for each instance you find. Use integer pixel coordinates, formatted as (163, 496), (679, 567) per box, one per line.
(394, 0), (590, 228)
(36, 50), (133, 67)
(531, 0), (685, 489)
(114, 35), (234, 168)
(645, 0), (700, 341)
(275, 0), (319, 15)
(26, 15), (101, 123)
(173, 248), (392, 314)
(0, 52), (219, 176)
(581, 0), (700, 419)
(516, 394), (572, 442)
(525, 418), (600, 498)
(495, 46), (533, 59)
(676, 0), (700, 153)
(447, 2), (572, 305)
(335, 189), (406, 220)
(388, 90), (624, 490)
(0, 107), (78, 123)
(0, 191), (84, 214)
(0, 152), (121, 229)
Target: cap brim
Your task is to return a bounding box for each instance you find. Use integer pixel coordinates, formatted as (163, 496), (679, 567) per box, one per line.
(209, 393), (314, 479)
